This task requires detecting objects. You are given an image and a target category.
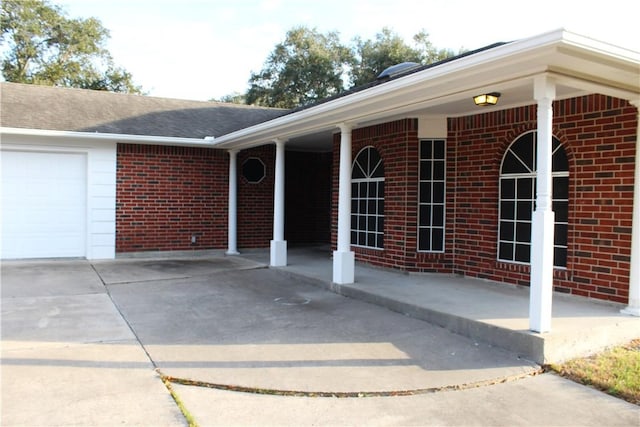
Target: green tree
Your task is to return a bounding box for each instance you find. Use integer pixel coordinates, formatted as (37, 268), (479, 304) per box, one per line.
(1, 0), (142, 93)
(243, 26), (459, 108)
(246, 26), (352, 108)
(349, 27), (457, 87)
(212, 91), (246, 104)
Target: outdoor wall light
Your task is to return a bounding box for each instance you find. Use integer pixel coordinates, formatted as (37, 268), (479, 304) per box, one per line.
(473, 92), (501, 106)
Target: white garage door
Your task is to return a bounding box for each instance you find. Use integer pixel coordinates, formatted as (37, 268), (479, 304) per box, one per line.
(1, 150), (87, 259)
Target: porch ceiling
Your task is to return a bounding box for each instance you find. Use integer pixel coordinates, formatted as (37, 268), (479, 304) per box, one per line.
(211, 29), (640, 152)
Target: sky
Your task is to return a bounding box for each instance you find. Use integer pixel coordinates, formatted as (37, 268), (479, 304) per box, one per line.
(54, 0), (640, 101)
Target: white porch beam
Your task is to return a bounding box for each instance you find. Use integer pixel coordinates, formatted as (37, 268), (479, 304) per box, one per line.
(270, 139), (287, 267)
(622, 101), (640, 316)
(333, 123), (355, 284)
(226, 149), (240, 255)
(530, 75), (556, 333)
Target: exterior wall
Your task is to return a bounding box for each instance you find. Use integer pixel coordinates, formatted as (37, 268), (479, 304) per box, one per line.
(449, 95), (636, 303)
(237, 145), (275, 249)
(2, 134), (117, 259)
(330, 95), (637, 303)
(116, 144), (228, 252)
(285, 151), (332, 245)
(554, 96), (636, 302)
(331, 119), (422, 269)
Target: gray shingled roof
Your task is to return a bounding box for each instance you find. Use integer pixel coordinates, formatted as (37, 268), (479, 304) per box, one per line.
(0, 82), (287, 138)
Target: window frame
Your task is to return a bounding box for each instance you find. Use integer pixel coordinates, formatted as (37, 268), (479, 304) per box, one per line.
(350, 146), (385, 250)
(497, 131), (569, 268)
(418, 139), (446, 253)
(241, 157), (266, 184)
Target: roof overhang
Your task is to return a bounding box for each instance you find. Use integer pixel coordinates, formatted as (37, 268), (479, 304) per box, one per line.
(1, 127), (216, 148)
(211, 29), (640, 151)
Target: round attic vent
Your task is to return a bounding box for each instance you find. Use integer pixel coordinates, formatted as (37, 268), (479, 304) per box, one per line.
(377, 62), (420, 80)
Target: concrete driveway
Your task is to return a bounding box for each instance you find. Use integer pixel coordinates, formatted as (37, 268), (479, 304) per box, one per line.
(2, 256), (638, 426)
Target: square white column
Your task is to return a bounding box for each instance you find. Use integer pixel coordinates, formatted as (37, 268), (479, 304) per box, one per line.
(333, 250), (355, 284)
(271, 240), (287, 267)
(529, 75), (556, 333)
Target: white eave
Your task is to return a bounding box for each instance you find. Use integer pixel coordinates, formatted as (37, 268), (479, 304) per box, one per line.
(1, 127), (216, 148)
(211, 28), (640, 151)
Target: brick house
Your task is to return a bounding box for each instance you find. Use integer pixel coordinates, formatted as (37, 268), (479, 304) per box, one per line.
(2, 29), (639, 332)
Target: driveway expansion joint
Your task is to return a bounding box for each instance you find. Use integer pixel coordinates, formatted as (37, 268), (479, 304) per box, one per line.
(158, 368), (545, 398)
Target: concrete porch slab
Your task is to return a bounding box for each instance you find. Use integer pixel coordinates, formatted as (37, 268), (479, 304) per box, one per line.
(241, 246), (640, 364)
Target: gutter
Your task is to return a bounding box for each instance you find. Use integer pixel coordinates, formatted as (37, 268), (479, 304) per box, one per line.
(1, 127), (217, 148)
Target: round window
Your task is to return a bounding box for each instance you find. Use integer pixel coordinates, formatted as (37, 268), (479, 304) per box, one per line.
(242, 157), (266, 183)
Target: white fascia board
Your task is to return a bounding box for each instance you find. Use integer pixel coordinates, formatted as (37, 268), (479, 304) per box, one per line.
(0, 127), (216, 147)
(559, 29), (640, 62)
(211, 29), (639, 151)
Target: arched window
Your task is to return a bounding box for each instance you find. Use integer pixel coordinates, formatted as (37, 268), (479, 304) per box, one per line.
(351, 146), (384, 249)
(498, 131), (569, 267)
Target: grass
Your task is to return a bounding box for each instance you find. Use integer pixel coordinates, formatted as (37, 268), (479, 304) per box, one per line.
(161, 375), (200, 427)
(549, 339), (640, 405)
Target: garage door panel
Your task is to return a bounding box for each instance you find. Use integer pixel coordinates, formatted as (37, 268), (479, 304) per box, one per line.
(1, 150), (87, 259)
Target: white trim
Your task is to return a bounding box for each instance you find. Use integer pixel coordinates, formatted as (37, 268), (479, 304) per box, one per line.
(417, 138), (447, 253)
(1, 138), (116, 260)
(209, 29), (639, 151)
(1, 127), (214, 147)
(418, 117), (448, 139)
(351, 146), (385, 250)
(622, 105), (640, 316)
(497, 132), (569, 267)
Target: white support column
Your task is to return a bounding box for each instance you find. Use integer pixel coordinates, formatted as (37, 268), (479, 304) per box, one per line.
(530, 75), (556, 333)
(226, 149), (240, 255)
(333, 123), (355, 284)
(270, 139), (287, 267)
(622, 102), (640, 316)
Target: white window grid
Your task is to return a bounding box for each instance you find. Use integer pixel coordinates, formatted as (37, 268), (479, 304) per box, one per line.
(497, 135), (569, 267)
(418, 139), (446, 253)
(351, 178), (385, 249)
(351, 146), (385, 250)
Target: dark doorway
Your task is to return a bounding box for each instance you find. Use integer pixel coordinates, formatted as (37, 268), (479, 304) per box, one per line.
(285, 151), (332, 245)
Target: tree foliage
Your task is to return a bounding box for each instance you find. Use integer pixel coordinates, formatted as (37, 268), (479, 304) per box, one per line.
(212, 91), (246, 104)
(1, 0), (142, 93)
(349, 27), (456, 87)
(244, 26), (459, 108)
(246, 26), (352, 109)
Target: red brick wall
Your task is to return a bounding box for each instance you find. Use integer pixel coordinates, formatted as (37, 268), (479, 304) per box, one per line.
(116, 95), (636, 304)
(116, 144), (228, 252)
(553, 96), (636, 302)
(449, 95), (637, 303)
(237, 145), (274, 248)
(330, 95), (637, 303)
(331, 119), (421, 269)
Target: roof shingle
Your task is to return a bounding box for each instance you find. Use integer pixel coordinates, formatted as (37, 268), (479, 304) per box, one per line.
(0, 82), (287, 138)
